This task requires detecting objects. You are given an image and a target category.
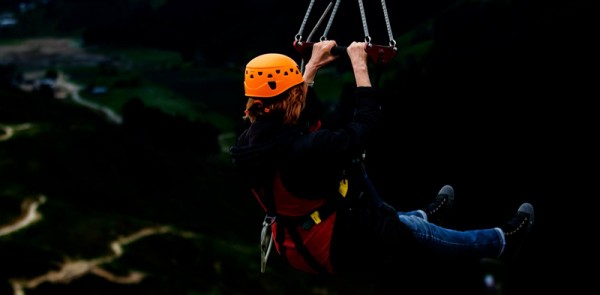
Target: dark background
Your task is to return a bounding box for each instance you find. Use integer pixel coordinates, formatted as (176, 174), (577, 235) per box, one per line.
(1, 0), (594, 294)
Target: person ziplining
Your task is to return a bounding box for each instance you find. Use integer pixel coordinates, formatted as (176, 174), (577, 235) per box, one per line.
(229, 0), (535, 281)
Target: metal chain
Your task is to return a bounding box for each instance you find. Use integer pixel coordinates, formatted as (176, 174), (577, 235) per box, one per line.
(356, 0), (396, 46)
(356, 0), (371, 43)
(380, 0), (396, 46)
(320, 0), (342, 41)
(295, 0), (317, 42)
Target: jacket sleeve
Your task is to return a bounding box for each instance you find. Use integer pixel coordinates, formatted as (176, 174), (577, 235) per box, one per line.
(352, 87), (383, 134)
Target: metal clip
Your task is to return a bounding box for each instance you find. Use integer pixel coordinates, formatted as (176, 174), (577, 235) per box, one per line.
(260, 215), (276, 273)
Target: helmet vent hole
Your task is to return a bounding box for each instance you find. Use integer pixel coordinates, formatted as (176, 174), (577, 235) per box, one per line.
(268, 81), (277, 90)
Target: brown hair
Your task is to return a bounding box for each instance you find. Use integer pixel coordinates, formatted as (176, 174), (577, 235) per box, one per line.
(243, 82), (306, 124)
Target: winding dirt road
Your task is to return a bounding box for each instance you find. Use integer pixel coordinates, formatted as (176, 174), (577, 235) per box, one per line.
(1, 38), (123, 124)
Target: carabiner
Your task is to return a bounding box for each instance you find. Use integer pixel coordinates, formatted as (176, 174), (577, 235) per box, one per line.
(260, 215), (276, 273)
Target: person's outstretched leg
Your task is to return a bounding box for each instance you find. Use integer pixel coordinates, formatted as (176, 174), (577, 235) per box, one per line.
(397, 202), (535, 259)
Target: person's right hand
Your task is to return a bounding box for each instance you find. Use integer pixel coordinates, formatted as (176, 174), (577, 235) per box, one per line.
(347, 42), (371, 87)
(347, 42), (368, 69)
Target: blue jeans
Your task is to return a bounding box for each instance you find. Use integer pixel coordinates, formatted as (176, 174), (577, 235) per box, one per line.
(398, 210), (505, 258)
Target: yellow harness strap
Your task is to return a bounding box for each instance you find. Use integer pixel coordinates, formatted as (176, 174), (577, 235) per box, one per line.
(338, 179), (348, 197)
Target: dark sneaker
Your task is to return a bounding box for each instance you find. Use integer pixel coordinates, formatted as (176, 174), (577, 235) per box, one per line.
(425, 185), (455, 225)
(500, 202), (534, 260)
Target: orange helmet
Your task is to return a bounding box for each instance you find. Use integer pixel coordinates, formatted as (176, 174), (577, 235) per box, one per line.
(244, 53), (304, 98)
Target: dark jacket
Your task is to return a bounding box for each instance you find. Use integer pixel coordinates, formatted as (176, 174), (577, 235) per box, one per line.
(230, 86), (416, 274)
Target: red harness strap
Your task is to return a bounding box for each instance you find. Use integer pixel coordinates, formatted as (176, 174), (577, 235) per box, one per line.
(252, 171), (338, 274)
